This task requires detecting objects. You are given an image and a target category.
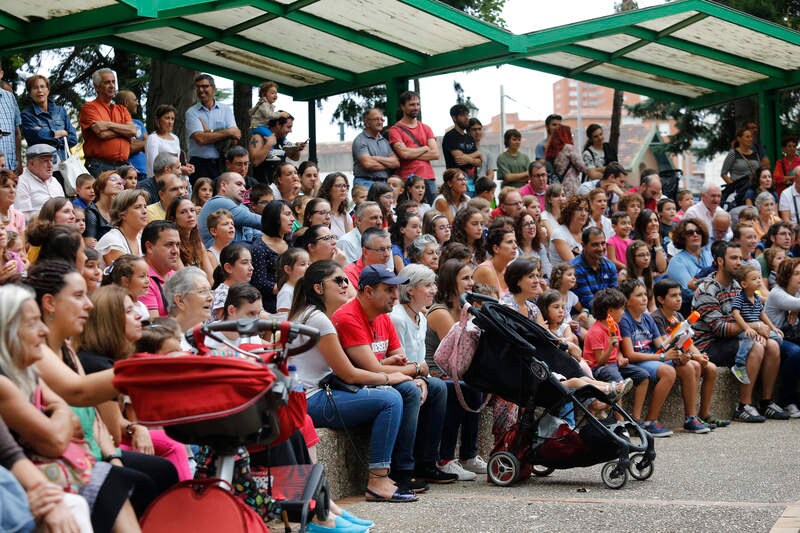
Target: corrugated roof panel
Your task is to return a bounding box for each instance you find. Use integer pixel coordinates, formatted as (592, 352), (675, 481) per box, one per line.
(185, 42), (333, 87)
(4, 0), (114, 21)
(302, 0), (489, 55)
(183, 6), (267, 30)
(527, 52), (592, 70)
(625, 43), (766, 86)
(587, 63), (709, 98)
(240, 18), (401, 73)
(117, 28), (200, 51)
(673, 17), (800, 70)
(635, 10), (700, 32)
(576, 34), (640, 53)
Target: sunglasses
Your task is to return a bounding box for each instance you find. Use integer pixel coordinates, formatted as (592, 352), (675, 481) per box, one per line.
(685, 229), (701, 236)
(328, 276), (350, 287)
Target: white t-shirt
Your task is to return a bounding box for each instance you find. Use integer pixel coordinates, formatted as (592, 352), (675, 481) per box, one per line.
(779, 186), (800, 225)
(389, 304), (427, 364)
(96, 228), (140, 266)
(276, 283), (294, 312)
(330, 213), (348, 239)
(549, 224), (581, 263)
(134, 300), (150, 323)
(287, 308), (338, 398)
(145, 132), (181, 178)
(212, 283), (229, 315)
(587, 216), (614, 240)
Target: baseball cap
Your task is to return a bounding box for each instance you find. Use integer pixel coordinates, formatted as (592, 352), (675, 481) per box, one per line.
(358, 264), (409, 290)
(26, 144), (57, 158)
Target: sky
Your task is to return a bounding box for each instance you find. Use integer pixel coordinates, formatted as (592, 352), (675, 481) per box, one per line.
(222, 0), (666, 143)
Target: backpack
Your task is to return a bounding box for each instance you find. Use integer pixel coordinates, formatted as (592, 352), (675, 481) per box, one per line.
(433, 305), (491, 412)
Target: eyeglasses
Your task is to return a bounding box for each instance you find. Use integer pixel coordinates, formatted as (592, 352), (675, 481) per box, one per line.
(327, 276), (350, 287)
(532, 173), (548, 178)
(312, 210), (331, 216)
(316, 234), (337, 242)
(333, 183), (348, 189)
(504, 201), (523, 207)
(366, 246), (392, 253)
(684, 229), (701, 236)
(523, 221), (536, 228)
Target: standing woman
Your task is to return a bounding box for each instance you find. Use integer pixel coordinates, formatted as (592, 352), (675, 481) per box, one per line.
(425, 259), (485, 480)
(289, 260), (414, 502)
(317, 172), (353, 238)
(298, 161), (320, 197)
(95, 189), (149, 266)
(448, 206), (486, 264)
(423, 211), (451, 245)
(587, 188), (614, 239)
(390, 211), (423, 273)
(85, 170), (124, 246)
(721, 127), (760, 208)
(774, 136), (800, 194)
(545, 125), (599, 196)
(472, 228), (517, 298)
(21, 75), (77, 164)
(550, 194), (590, 263)
(144, 104), (193, 179)
(633, 209), (667, 275)
(433, 169), (469, 223)
(166, 196), (217, 282)
(0, 170), (25, 237)
(270, 163), (300, 203)
(251, 200), (293, 313)
(582, 123), (617, 174)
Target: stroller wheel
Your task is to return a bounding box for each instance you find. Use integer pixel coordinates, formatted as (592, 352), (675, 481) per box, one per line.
(487, 452), (521, 487)
(531, 465), (554, 477)
(627, 453), (654, 481)
(600, 461), (628, 489)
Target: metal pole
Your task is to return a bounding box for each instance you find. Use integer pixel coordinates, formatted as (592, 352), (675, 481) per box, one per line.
(500, 84), (505, 150)
(308, 99), (317, 162)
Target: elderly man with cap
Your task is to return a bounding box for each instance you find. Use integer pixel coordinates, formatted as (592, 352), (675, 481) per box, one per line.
(332, 264), (456, 495)
(14, 144), (65, 219)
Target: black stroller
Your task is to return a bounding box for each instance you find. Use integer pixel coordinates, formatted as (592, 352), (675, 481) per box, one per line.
(461, 294), (656, 489)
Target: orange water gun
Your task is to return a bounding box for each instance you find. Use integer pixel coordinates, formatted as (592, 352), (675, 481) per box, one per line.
(658, 311), (700, 354)
(606, 314), (619, 347)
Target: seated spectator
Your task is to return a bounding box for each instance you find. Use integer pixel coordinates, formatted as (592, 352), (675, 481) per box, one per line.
(756, 221), (793, 277)
(764, 258), (800, 417)
(515, 210), (551, 280)
(692, 242), (786, 422)
(473, 228), (517, 297)
(191, 177), (215, 211)
(474, 176), (497, 208)
(710, 209), (733, 244)
(205, 208), (235, 261)
(753, 191), (780, 241)
(163, 266), (213, 346)
(165, 196), (216, 282)
(318, 172), (353, 238)
(0, 224), (24, 282)
(337, 201), (383, 264)
(299, 224), (346, 266)
(666, 218), (713, 311)
(82, 247), (103, 294)
(618, 240), (656, 311)
(275, 247), (309, 317)
(211, 243), (254, 320)
(398, 175), (432, 217)
(73, 173), (96, 210)
(390, 211), (422, 273)
(198, 172), (262, 246)
(102, 253), (151, 322)
(138, 153), (180, 205)
(541, 183), (567, 234)
(549, 263), (590, 331)
(618, 279), (677, 436)
(537, 289), (585, 368)
(389, 263), (438, 378)
(367, 181), (395, 228)
(684, 183), (724, 235)
(433, 169), (469, 223)
(298, 161), (320, 197)
(550, 194), (590, 263)
(422, 211), (451, 246)
(345, 228), (392, 288)
(270, 162), (300, 203)
(406, 234), (440, 272)
(0, 169), (25, 237)
(586, 188), (613, 239)
(744, 167), (778, 206)
(617, 192), (643, 231)
(448, 206), (487, 265)
(140, 221), (180, 318)
(84, 170), (124, 246)
(37, 197), (77, 227)
(302, 197), (331, 230)
(489, 186), (524, 222)
(146, 172), (187, 222)
(118, 164), (139, 191)
(657, 197), (676, 245)
(26, 222), (86, 268)
(96, 189), (149, 265)
(570, 227), (618, 311)
(469, 196), (492, 225)
(518, 161), (548, 210)
(577, 161), (626, 212)
(633, 209), (667, 275)
(500, 257), (547, 325)
(250, 200), (293, 313)
(14, 144), (64, 219)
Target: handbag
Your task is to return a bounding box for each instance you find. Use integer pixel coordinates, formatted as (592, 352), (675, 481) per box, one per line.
(28, 387), (95, 494)
(318, 372), (361, 394)
(57, 137), (88, 197)
(434, 305), (491, 413)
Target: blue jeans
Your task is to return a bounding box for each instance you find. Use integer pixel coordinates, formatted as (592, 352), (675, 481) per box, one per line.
(85, 158), (120, 178)
(593, 362), (649, 385)
(352, 177), (385, 192)
(423, 178), (438, 205)
(736, 330), (783, 366)
(306, 386), (403, 470)
(412, 377), (447, 465)
(779, 340), (800, 406)
(440, 380), (481, 461)
(392, 381), (422, 471)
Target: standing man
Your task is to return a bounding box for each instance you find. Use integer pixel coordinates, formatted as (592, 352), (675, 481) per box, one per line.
(116, 90), (147, 180)
(535, 114), (562, 161)
(79, 68), (136, 177)
(352, 108), (399, 191)
(185, 74), (241, 184)
(388, 91), (440, 204)
(0, 65), (22, 175)
(442, 104), (482, 197)
(570, 227), (618, 311)
(496, 128), (530, 188)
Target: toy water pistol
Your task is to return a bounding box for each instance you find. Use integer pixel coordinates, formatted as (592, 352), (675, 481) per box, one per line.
(658, 311), (700, 354)
(606, 314), (619, 347)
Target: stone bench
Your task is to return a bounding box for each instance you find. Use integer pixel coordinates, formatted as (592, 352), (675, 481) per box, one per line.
(314, 367), (742, 499)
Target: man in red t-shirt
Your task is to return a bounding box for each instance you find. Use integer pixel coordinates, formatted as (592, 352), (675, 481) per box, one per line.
(332, 264), (455, 491)
(388, 91), (440, 205)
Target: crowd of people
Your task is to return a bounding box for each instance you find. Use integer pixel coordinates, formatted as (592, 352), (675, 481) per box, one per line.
(1, 66), (800, 531)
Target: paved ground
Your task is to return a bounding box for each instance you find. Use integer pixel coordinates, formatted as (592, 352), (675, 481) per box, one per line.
(337, 420), (800, 533)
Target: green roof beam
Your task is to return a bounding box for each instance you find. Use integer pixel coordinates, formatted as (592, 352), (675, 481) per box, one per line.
(285, 0), (321, 13)
(561, 44), (733, 92)
(608, 12), (709, 59)
(145, 0), (255, 19)
(397, 0), (513, 44)
(0, 9), (24, 32)
(170, 18), (357, 81)
(169, 38), (213, 57)
(221, 12), (279, 37)
(624, 25), (785, 79)
(249, 0), (427, 65)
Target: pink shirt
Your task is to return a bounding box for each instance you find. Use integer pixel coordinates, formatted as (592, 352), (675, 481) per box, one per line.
(518, 183), (546, 211)
(606, 234), (632, 265)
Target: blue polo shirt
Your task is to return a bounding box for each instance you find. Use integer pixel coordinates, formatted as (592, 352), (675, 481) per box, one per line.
(185, 101), (236, 159)
(570, 253), (618, 310)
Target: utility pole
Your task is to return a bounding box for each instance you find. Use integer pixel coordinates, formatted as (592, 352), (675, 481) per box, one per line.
(500, 84), (505, 149)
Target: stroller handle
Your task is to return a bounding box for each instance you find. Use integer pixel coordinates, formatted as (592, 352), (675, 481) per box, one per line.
(462, 291), (499, 306)
(204, 318), (320, 354)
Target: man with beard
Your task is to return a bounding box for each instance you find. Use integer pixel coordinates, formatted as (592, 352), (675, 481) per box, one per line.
(389, 91), (440, 204)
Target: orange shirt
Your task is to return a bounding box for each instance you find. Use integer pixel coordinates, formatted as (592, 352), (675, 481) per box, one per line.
(79, 99), (132, 162)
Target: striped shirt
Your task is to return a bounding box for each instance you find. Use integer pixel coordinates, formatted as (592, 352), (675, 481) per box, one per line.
(692, 275), (741, 351)
(0, 89), (21, 169)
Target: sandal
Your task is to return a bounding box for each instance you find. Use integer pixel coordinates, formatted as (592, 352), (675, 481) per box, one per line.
(365, 487), (418, 503)
(606, 378), (633, 403)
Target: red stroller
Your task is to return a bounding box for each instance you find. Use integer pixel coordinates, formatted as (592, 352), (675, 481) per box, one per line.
(113, 318), (326, 533)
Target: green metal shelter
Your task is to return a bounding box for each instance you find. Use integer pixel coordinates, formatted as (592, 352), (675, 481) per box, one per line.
(1, 0), (799, 159)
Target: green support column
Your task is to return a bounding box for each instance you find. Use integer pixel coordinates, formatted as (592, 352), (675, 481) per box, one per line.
(385, 77), (409, 124)
(308, 99), (317, 163)
(758, 90), (779, 165)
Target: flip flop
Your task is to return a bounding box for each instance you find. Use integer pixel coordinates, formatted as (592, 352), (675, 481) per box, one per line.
(364, 487), (418, 503)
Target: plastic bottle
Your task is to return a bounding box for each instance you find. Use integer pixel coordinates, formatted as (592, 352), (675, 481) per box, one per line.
(287, 364), (303, 392)
(606, 315), (619, 347)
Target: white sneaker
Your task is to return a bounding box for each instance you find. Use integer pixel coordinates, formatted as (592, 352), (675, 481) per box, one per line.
(438, 460), (477, 481)
(785, 403), (800, 419)
(461, 455), (487, 474)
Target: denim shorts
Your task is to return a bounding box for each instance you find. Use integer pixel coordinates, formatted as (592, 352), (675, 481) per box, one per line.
(630, 360), (666, 382)
(592, 362), (649, 385)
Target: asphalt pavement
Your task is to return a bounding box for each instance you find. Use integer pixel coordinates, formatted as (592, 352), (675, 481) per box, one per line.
(338, 419), (800, 533)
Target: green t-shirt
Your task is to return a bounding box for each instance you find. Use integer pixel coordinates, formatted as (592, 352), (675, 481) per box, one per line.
(496, 151), (531, 187)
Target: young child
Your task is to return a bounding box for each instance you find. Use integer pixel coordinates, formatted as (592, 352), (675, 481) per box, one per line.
(387, 175), (405, 206)
(618, 279), (677, 437)
(474, 177), (497, 208)
(399, 175), (432, 217)
(102, 254), (152, 322)
(291, 195), (312, 233)
(275, 247), (310, 318)
(72, 173), (96, 210)
(5, 231), (28, 271)
(763, 246), (786, 291)
(206, 209), (235, 261)
(349, 184), (368, 216)
(248, 184), (272, 216)
(211, 243), (254, 320)
(584, 288), (650, 417)
(549, 263), (589, 333)
(617, 193), (642, 235)
(205, 283), (266, 349)
(731, 265), (784, 385)
(82, 247), (103, 294)
(651, 278), (727, 429)
(135, 317), (182, 354)
(0, 225), (23, 283)
(538, 289), (588, 374)
(74, 205), (87, 239)
(618, 240), (655, 311)
(674, 189), (694, 223)
(606, 211), (633, 272)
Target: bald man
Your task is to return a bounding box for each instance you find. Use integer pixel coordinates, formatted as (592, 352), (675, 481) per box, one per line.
(116, 89), (147, 179)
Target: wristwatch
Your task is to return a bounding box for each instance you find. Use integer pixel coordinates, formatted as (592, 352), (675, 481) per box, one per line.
(659, 353), (666, 362)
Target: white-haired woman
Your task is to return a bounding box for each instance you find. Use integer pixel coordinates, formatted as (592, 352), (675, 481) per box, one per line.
(163, 266), (213, 349)
(390, 264), (437, 363)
